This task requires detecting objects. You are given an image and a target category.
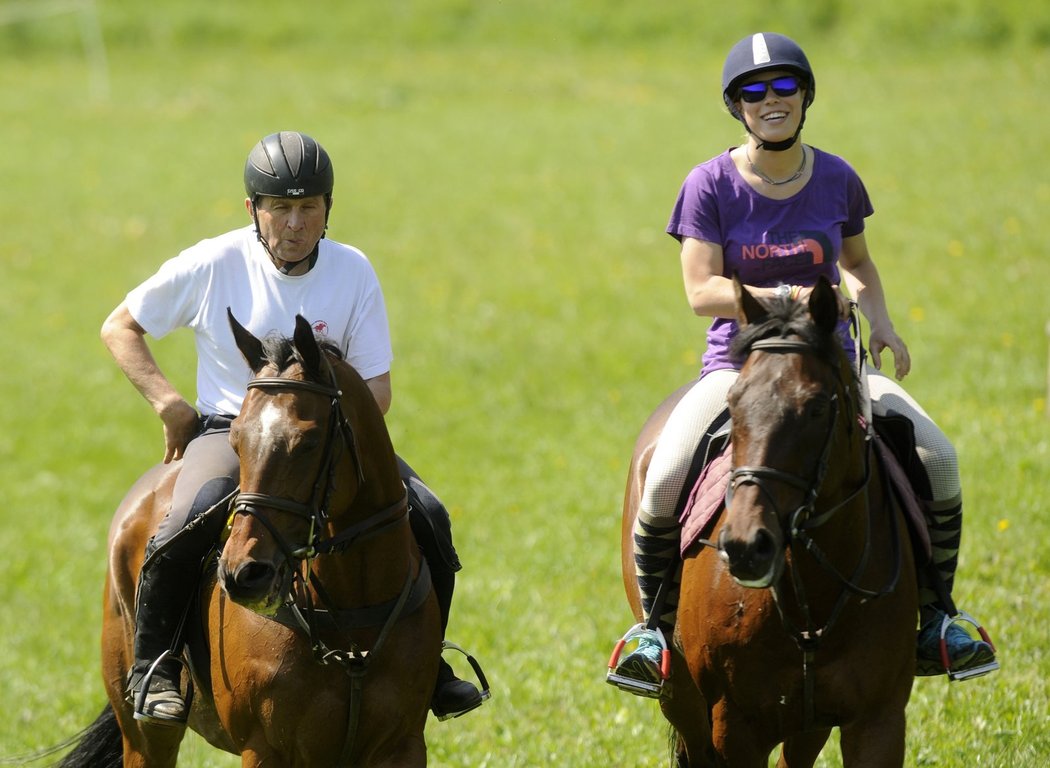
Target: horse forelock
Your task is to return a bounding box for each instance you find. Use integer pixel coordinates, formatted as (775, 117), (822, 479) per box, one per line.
(731, 299), (863, 440)
(258, 333), (345, 380)
(730, 299), (840, 368)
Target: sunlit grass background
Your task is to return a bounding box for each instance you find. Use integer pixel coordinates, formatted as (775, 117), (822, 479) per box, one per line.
(1, 1), (1048, 765)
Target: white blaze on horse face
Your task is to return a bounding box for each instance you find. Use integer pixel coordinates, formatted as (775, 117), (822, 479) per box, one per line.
(258, 400), (285, 449)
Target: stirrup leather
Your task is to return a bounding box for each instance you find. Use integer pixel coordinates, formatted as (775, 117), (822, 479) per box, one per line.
(605, 623), (671, 699)
(436, 640), (492, 721)
(937, 612), (1000, 682)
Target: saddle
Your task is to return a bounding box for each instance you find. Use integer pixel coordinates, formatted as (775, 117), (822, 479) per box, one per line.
(679, 411), (932, 563)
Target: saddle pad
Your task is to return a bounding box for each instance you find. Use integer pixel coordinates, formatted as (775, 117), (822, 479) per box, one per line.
(680, 445), (732, 556)
(872, 434), (932, 562)
(678, 437), (932, 562)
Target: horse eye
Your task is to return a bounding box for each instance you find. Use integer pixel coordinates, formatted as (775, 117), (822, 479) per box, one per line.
(298, 429), (323, 452)
(284, 426), (322, 458)
(807, 396), (831, 421)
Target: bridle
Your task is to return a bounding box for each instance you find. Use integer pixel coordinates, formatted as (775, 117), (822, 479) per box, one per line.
(726, 338), (867, 559)
(723, 333), (904, 730)
(231, 368), (400, 564)
(226, 359), (427, 765)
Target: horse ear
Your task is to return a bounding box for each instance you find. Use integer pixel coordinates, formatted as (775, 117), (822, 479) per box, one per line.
(733, 272), (767, 327)
(292, 314), (323, 378)
(808, 276), (841, 335)
(228, 308), (267, 374)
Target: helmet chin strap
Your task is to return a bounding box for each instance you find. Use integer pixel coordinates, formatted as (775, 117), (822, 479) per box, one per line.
(249, 198), (327, 275)
(744, 109), (807, 152)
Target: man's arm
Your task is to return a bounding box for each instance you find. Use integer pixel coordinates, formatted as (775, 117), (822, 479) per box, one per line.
(101, 301), (199, 461)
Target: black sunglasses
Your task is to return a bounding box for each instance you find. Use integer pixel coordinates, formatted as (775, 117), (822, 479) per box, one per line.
(738, 76), (801, 103)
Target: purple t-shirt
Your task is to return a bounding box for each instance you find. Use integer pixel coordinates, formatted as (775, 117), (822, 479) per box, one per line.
(667, 147), (873, 374)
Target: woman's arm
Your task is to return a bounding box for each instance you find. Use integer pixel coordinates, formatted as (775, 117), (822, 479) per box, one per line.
(839, 232), (911, 379)
(680, 236), (791, 318)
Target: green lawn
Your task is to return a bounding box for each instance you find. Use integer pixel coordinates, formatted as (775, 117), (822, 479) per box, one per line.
(1, 3), (1047, 766)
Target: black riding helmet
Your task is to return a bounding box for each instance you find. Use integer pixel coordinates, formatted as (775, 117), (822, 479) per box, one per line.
(245, 131), (334, 202)
(244, 132), (333, 270)
(721, 33), (815, 151)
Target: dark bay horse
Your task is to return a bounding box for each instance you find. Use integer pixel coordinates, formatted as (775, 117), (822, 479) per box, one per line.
(620, 277), (917, 767)
(65, 314), (441, 767)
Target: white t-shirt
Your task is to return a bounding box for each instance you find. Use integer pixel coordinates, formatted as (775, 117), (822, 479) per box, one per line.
(126, 225), (393, 416)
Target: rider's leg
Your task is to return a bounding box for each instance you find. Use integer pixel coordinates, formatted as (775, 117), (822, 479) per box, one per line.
(867, 369), (995, 674)
(128, 426), (239, 724)
(398, 457), (484, 719)
(614, 371), (737, 689)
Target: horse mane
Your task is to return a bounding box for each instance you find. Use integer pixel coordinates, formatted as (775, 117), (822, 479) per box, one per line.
(258, 332), (345, 377)
(730, 298), (842, 367)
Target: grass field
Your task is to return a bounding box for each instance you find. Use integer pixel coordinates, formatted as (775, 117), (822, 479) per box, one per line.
(1, 2), (1048, 766)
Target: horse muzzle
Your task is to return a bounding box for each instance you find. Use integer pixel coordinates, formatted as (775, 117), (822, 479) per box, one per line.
(216, 555), (290, 616)
(718, 523), (785, 589)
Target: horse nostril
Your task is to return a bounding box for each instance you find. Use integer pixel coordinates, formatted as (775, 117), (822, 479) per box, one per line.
(222, 560), (277, 598)
(719, 525), (779, 575)
(718, 527), (747, 563)
(751, 529), (777, 564)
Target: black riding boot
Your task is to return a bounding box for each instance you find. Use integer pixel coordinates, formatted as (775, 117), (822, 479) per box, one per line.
(428, 564), (485, 720)
(126, 547), (199, 725)
(401, 462), (484, 720)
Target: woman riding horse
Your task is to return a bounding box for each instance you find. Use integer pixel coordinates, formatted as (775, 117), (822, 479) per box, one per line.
(609, 31), (996, 693)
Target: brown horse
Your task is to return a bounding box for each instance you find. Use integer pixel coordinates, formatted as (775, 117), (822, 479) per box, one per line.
(620, 277), (917, 767)
(63, 313), (441, 767)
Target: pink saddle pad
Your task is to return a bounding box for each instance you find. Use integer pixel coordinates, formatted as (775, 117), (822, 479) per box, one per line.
(677, 438), (932, 561)
(680, 445), (732, 556)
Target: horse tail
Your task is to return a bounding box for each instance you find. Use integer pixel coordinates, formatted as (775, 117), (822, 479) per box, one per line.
(667, 724), (686, 768)
(55, 703), (123, 767)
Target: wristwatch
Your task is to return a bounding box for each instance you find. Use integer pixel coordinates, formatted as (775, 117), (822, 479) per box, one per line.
(774, 284), (792, 300)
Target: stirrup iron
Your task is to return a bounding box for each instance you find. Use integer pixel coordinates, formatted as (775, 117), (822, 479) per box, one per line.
(132, 650), (194, 725)
(437, 640), (491, 720)
(605, 623), (671, 699)
(939, 611), (999, 682)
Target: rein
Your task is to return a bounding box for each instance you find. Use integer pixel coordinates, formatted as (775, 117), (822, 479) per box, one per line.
(228, 362), (426, 766)
(724, 327), (904, 730)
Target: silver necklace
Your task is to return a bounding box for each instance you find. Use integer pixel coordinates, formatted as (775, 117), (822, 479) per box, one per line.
(747, 146), (807, 186)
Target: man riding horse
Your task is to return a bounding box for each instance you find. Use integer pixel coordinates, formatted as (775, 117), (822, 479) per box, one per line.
(101, 131), (485, 725)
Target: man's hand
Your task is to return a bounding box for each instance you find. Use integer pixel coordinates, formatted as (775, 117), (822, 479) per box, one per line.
(160, 399), (200, 462)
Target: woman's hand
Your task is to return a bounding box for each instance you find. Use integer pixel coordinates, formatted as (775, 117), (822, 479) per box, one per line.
(868, 324), (911, 380)
(794, 283), (852, 320)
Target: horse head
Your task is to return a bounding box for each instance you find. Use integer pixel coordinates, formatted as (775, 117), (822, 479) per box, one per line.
(217, 311), (368, 615)
(719, 275), (856, 588)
